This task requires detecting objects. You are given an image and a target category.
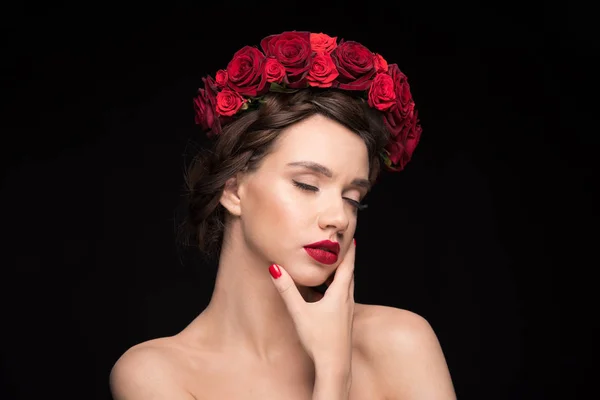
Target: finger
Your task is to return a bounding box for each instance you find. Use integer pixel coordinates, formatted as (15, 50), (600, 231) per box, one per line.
(268, 264), (305, 316)
(325, 238), (356, 297)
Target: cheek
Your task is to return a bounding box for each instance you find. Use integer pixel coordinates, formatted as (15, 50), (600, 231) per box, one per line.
(242, 181), (309, 242)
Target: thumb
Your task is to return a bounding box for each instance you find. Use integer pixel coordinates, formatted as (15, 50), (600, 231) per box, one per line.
(269, 264), (305, 317)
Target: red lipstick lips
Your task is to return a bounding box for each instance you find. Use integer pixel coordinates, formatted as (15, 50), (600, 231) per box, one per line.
(303, 240), (340, 265)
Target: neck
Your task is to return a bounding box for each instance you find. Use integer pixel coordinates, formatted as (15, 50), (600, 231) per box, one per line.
(198, 226), (314, 363)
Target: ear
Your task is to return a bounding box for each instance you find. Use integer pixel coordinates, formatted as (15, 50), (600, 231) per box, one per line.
(220, 174), (243, 217)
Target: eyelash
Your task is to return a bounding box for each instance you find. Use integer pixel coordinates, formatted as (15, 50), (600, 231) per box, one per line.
(292, 180), (368, 211)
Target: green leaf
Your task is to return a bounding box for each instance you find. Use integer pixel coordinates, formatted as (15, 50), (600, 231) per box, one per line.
(380, 150), (392, 167)
(269, 82), (285, 91)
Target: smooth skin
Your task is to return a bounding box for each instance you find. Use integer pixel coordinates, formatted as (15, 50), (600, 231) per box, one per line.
(268, 240), (357, 399)
(110, 115), (456, 399)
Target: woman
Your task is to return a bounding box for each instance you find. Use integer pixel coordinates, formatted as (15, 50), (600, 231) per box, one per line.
(110, 31), (456, 399)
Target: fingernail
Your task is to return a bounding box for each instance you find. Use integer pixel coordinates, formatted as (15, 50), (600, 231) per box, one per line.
(353, 238), (356, 246)
(269, 264), (282, 279)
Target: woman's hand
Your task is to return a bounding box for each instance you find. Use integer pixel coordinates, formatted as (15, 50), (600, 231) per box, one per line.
(268, 239), (356, 372)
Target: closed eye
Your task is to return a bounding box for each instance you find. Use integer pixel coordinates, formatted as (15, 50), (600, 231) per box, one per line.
(292, 180), (368, 211)
(292, 180), (318, 192)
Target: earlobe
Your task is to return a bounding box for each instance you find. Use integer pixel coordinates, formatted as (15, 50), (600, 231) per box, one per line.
(220, 175), (242, 217)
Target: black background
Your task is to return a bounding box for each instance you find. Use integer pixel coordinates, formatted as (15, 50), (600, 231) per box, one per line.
(1, 2), (596, 399)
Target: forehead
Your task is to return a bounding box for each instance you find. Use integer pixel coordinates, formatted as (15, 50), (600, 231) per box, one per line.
(268, 114), (369, 175)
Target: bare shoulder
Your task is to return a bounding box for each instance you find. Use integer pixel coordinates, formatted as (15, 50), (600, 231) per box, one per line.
(110, 337), (195, 400)
(354, 303), (437, 348)
(354, 303), (429, 327)
(353, 303), (456, 399)
(353, 304), (431, 357)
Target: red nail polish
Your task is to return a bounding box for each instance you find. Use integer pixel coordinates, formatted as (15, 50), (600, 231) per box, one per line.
(353, 238), (356, 246)
(269, 264), (282, 279)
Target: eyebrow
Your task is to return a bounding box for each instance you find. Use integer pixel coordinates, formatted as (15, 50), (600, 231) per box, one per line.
(286, 161), (371, 191)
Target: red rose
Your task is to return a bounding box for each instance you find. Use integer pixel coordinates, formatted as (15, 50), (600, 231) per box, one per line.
(216, 89), (246, 117)
(263, 57), (286, 84)
(385, 109), (422, 171)
(193, 76), (221, 137)
(330, 41), (376, 90)
(388, 64), (413, 115)
(384, 100), (415, 139)
(368, 73), (396, 111)
(226, 46), (268, 97)
(404, 118), (422, 160)
(373, 53), (388, 73)
(260, 31), (312, 88)
(215, 69), (228, 89)
(383, 64), (415, 137)
(193, 89), (212, 129)
(310, 32), (337, 54)
(307, 53), (339, 88)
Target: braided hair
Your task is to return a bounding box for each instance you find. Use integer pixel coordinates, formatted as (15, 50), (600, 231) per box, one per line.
(178, 89), (389, 259)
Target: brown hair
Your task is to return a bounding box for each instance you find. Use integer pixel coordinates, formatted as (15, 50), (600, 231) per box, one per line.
(177, 88), (390, 260)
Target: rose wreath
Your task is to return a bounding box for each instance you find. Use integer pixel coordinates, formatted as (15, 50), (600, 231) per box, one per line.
(193, 31), (422, 171)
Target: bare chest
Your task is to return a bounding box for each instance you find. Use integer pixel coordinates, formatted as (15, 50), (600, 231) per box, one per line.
(184, 352), (383, 400)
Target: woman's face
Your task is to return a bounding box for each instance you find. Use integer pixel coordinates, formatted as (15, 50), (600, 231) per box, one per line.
(233, 114), (370, 287)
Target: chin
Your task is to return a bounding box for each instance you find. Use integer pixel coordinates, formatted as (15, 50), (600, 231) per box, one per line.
(287, 263), (330, 288)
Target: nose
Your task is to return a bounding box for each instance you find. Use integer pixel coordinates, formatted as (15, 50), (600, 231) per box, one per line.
(317, 197), (350, 233)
